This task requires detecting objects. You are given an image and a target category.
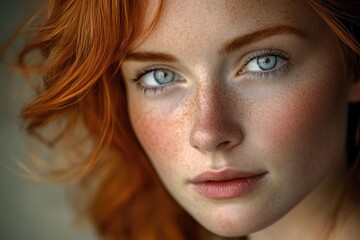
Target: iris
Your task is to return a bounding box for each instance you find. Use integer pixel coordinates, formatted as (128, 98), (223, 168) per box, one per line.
(154, 69), (175, 84)
(257, 55), (277, 70)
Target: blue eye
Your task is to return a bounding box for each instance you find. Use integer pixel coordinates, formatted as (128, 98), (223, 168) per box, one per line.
(132, 67), (183, 95)
(153, 69), (176, 84)
(256, 55), (277, 70)
(244, 54), (285, 73)
(139, 68), (181, 87)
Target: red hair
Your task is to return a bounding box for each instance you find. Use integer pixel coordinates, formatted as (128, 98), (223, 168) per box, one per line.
(11, 0), (360, 239)
(18, 0), (203, 239)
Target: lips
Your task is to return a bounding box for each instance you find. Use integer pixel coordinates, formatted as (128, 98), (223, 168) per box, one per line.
(189, 169), (266, 199)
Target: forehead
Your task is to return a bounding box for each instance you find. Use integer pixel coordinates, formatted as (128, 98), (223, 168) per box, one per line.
(138, 0), (326, 53)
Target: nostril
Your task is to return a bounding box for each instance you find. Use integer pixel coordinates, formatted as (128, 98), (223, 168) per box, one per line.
(189, 111), (243, 153)
(189, 119), (244, 152)
(217, 140), (233, 150)
(190, 141), (200, 150)
(189, 130), (242, 152)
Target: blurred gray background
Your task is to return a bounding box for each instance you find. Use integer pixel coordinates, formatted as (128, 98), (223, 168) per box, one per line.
(0, 1), (97, 239)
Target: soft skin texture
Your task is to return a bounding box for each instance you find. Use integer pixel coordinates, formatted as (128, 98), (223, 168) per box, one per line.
(121, 0), (359, 238)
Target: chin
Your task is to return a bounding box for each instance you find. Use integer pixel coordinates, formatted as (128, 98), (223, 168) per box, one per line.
(201, 221), (256, 238)
(191, 207), (275, 238)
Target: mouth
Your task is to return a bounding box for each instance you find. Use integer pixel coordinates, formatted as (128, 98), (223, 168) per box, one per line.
(189, 169), (267, 199)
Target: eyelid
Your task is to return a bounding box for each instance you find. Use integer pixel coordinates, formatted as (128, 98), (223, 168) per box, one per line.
(242, 49), (289, 66)
(234, 49), (292, 80)
(237, 49), (290, 74)
(131, 65), (185, 95)
(132, 66), (155, 83)
(132, 65), (182, 83)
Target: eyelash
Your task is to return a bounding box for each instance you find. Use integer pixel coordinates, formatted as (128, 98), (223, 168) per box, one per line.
(240, 49), (291, 79)
(132, 66), (177, 95)
(132, 49), (291, 95)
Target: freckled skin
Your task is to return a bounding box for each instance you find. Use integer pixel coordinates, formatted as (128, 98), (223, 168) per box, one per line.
(121, 0), (358, 238)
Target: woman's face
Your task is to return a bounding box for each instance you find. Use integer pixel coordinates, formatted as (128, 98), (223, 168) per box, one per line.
(121, 0), (357, 237)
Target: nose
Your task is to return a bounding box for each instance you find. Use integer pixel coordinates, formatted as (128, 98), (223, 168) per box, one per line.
(189, 83), (243, 153)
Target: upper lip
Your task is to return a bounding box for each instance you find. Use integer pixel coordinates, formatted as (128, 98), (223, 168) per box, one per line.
(190, 169), (266, 183)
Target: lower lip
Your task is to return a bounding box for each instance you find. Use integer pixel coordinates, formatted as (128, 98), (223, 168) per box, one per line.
(191, 173), (266, 199)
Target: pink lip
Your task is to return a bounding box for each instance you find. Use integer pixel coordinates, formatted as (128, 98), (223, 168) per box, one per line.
(190, 170), (267, 199)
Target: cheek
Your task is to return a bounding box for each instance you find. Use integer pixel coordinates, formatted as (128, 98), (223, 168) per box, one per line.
(128, 104), (186, 166)
(252, 77), (348, 176)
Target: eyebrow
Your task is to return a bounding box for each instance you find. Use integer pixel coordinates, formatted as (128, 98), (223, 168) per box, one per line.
(220, 25), (307, 55)
(125, 51), (177, 62)
(125, 25), (306, 62)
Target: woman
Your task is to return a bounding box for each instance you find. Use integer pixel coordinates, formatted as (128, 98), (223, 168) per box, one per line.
(12, 0), (360, 239)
